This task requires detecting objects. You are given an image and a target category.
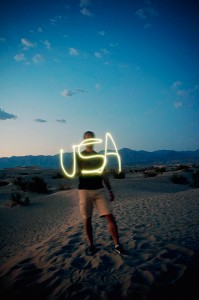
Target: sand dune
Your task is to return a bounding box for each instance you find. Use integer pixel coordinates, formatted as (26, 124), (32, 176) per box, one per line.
(0, 171), (199, 299)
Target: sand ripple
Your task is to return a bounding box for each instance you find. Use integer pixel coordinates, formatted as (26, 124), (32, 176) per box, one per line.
(0, 173), (199, 299)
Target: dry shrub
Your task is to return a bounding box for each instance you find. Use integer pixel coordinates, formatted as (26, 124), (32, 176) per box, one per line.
(10, 191), (30, 207)
(144, 170), (157, 178)
(0, 180), (9, 187)
(192, 171), (199, 188)
(13, 176), (48, 193)
(113, 172), (125, 179)
(170, 173), (189, 185)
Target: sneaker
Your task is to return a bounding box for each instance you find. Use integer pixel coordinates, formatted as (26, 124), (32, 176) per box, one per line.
(86, 245), (98, 255)
(114, 244), (127, 255)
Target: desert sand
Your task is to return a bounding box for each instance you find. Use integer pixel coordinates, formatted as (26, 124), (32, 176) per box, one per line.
(0, 167), (199, 300)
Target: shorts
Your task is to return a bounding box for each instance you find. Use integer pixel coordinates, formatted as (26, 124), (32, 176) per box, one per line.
(78, 188), (112, 220)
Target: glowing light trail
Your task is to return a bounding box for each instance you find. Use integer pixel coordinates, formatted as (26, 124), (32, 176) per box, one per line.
(60, 132), (121, 178)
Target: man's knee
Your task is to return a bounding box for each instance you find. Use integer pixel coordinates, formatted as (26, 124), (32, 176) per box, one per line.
(104, 213), (115, 223)
(84, 217), (92, 225)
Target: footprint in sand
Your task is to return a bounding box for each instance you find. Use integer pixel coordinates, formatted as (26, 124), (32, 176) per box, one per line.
(70, 267), (126, 285)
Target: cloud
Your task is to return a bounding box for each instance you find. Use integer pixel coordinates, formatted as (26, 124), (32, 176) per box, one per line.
(38, 27), (43, 33)
(80, 7), (93, 16)
(94, 48), (110, 59)
(135, 7), (158, 19)
(135, 2), (158, 21)
(32, 54), (45, 64)
(34, 118), (47, 123)
(79, 0), (93, 16)
(21, 38), (35, 50)
(43, 40), (51, 50)
(0, 37), (6, 42)
(109, 42), (119, 47)
(101, 48), (110, 55)
(171, 81), (191, 98)
(98, 31), (105, 36)
(144, 23), (152, 29)
(171, 81), (199, 109)
(0, 108), (17, 120)
(56, 119), (67, 123)
(14, 53), (26, 62)
(172, 81), (183, 89)
(77, 89), (88, 93)
(69, 47), (79, 56)
(95, 83), (100, 89)
(50, 15), (67, 26)
(177, 89), (189, 97)
(94, 52), (102, 58)
(15, 53), (41, 66)
(60, 87), (87, 97)
(64, 4), (70, 9)
(174, 101), (183, 109)
(60, 89), (74, 97)
(80, 0), (91, 7)
(135, 8), (146, 20)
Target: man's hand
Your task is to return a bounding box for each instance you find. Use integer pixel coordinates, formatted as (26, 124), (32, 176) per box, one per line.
(109, 190), (115, 202)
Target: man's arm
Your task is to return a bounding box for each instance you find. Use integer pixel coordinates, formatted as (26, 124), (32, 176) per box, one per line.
(102, 173), (114, 201)
(76, 152), (82, 176)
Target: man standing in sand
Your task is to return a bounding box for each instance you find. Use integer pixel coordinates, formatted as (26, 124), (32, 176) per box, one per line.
(76, 131), (126, 255)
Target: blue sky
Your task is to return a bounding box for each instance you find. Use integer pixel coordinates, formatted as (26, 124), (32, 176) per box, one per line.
(0, 0), (199, 157)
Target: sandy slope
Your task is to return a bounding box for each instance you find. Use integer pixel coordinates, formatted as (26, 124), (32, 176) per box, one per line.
(0, 171), (199, 300)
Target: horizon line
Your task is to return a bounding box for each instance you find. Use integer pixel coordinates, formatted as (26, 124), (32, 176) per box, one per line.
(1, 147), (199, 159)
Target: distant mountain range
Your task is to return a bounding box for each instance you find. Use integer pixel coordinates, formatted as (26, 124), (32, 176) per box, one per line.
(1, 148), (199, 169)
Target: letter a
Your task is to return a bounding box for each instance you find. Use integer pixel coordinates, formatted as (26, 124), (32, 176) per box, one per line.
(104, 133), (121, 173)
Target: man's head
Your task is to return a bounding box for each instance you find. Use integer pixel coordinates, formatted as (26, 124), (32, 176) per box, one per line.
(83, 131), (95, 151)
(83, 131), (95, 139)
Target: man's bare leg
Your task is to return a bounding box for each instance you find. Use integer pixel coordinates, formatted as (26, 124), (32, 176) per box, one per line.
(105, 214), (119, 245)
(84, 217), (93, 246)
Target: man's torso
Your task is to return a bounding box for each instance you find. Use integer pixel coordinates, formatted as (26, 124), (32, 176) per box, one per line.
(77, 150), (104, 190)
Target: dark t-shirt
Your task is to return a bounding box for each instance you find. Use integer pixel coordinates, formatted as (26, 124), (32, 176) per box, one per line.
(77, 150), (104, 190)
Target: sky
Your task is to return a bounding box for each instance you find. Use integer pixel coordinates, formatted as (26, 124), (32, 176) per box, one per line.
(0, 0), (199, 157)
